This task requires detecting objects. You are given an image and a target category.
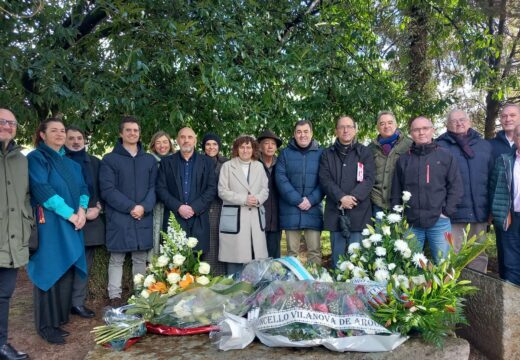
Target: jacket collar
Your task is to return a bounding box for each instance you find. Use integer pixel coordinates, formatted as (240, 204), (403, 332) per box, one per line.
(113, 138), (144, 157)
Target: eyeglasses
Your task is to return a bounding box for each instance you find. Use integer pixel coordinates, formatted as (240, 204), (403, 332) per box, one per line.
(410, 126), (433, 133)
(0, 119), (17, 127)
(337, 125), (356, 131)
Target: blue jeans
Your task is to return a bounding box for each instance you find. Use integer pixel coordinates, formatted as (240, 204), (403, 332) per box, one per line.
(331, 231), (362, 269)
(411, 216), (451, 264)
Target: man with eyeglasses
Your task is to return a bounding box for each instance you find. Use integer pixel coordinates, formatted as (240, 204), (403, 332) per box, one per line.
(436, 109), (493, 273)
(391, 116), (462, 263)
(368, 111), (412, 216)
(319, 116), (375, 268)
(490, 124), (520, 285)
(0, 109), (30, 359)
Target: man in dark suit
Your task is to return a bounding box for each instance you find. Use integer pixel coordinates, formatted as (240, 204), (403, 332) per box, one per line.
(65, 126), (105, 318)
(156, 127), (217, 255)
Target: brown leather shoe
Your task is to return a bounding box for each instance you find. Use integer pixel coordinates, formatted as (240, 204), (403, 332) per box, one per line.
(108, 297), (124, 308)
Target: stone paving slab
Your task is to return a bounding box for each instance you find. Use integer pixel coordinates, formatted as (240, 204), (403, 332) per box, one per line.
(86, 334), (469, 360)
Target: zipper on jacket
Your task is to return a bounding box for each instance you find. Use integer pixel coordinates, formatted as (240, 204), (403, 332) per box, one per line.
(426, 162), (430, 184)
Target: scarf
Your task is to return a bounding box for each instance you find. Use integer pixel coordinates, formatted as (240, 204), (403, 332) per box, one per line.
(66, 147), (95, 198)
(378, 131), (400, 156)
(448, 131), (475, 159)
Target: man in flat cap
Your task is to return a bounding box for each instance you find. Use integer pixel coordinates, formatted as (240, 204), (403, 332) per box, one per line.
(258, 130), (283, 258)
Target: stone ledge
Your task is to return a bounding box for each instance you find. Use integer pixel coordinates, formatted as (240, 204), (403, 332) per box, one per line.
(459, 269), (520, 360)
(86, 334), (469, 360)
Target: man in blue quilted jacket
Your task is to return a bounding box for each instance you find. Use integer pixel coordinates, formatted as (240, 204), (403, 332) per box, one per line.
(275, 120), (324, 265)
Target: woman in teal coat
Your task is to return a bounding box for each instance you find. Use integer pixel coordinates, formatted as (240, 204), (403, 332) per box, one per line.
(28, 118), (88, 345)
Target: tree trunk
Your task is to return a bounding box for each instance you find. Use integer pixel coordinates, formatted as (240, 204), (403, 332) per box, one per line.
(406, 4), (431, 113)
(485, 91), (500, 139)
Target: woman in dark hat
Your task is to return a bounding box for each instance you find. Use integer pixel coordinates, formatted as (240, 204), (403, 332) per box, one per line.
(201, 133), (228, 275)
(257, 130), (283, 258)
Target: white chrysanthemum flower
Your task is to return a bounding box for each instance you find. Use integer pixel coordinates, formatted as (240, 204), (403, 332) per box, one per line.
(402, 248), (412, 258)
(387, 213), (402, 224)
(362, 228), (370, 236)
(370, 233), (383, 243)
(319, 271), (334, 283)
(359, 255), (368, 263)
(338, 261), (349, 272)
(143, 274), (156, 288)
(167, 272), (181, 284)
(187, 237), (198, 248)
(156, 255), (169, 267)
(375, 211), (385, 220)
(352, 266), (365, 279)
(382, 226), (391, 236)
(393, 239), (409, 252)
(362, 238), (372, 249)
(374, 257), (386, 269)
(375, 246), (387, 257)
(402, 191), (412, 202)
(350, 253), (358, 261)
(374, 269), (390, 282)
(348, 242), (361, 254)
(412, 253), (428, 268)
(140, 289), (150, 299)
(346, 261), (355, 271)
(411, 274), (426, 286)
(172, 254), (186, 267)
(198, 262), (211, 275)
(196, 275), (210, 285)
(393, 205), (404, 213)
(388, 263), (396, 271)
(337, 274), (343, 281)
(133, 273), (145, 286)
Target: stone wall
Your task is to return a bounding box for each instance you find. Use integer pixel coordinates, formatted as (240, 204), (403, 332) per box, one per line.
(459, 269), (520, 359)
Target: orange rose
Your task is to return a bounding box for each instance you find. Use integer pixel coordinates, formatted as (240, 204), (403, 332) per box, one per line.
(148, 281), (168, 294)
(179, 273), (195, 289)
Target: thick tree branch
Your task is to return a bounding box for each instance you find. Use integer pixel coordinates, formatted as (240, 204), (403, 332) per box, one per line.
(278, 0), (321, 45)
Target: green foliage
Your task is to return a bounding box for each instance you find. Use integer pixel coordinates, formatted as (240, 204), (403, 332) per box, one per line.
(0, 0), (515, 150)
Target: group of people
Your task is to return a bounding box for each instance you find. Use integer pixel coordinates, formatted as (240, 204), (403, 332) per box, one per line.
(1, 104), (520, 357)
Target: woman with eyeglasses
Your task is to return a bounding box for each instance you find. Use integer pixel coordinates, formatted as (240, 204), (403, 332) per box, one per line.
(27, 118), (89, 345)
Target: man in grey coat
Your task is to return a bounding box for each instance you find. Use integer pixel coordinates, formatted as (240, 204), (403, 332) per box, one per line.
(0, 108), (30, 360)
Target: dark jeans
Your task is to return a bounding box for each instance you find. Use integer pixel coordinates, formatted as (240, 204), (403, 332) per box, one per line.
(500, 212), (520, 285)
(0, 268), (18, 346)
(266, 231), (282, 259)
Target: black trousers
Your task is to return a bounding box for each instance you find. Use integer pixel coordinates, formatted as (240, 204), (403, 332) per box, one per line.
(0, 268), (18, 346)
(266, 231), (282, 259)
(34, 268), (74, 334)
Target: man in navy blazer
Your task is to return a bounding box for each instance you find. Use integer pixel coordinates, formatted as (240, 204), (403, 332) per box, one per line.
(156, 127), (217, 254)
